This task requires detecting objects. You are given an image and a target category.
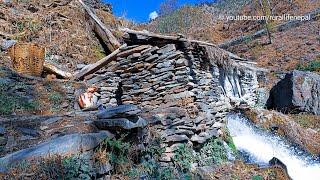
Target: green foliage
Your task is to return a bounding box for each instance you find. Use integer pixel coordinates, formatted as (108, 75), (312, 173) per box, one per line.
(296, 60), (320, 72)
(62, 155), (93, 179)
(49, 91), (63, 111)
(100, 137), (131, 174)
(224, 129), (238, 155)
(127, 137), (175, 179)
(12, 19), (42, 33)
(37, 155), (93, 179)
(252, 175), (264, 180)
(0, 81), (38, 115)
(197, 138), (228, 166)
(172, 144), (195, 172)
(7, 155), (93, 179)
(93, 45), (106, 60)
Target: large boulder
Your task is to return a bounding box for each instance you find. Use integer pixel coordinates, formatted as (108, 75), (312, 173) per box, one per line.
(0, 132), (113, 172)
(266, 70), (320, 115)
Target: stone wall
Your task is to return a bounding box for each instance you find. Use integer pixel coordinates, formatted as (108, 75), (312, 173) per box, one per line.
(84, 40), (260, 163)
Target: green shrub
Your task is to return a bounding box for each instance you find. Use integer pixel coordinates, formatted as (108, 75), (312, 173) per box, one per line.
(224, 130), (238, 155)
(172, 144), (195, 173)
(197, 138), (228, 166)
(252, 175), (264, 180)
(62, 155), (93, 179)
(127, 137), (171, 179)
(7, 155), (93, 179)
(99, 137), (131, 174)
(0, 93), (38, 115)
(0, 81), (39, 115)
(296, 60), (320, 72)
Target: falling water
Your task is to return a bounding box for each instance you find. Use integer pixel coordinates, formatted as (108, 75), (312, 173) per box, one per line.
(227, 113), (320, 180)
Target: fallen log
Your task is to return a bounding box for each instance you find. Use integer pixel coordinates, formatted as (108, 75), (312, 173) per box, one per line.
(43, 61), (73, 79)
(78, 0), (120, 52)
(73, 44), (126, 80)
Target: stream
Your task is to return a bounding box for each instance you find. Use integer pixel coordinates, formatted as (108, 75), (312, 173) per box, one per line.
(227, 113), (320, 180)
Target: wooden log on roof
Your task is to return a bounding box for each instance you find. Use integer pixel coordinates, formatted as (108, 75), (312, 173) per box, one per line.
(73, 44), (127, 80)
(43, 61), (73, 79)
(121, 28), (219, 47)
(78, 0), (120, 52)
(121, 28), (248, 61)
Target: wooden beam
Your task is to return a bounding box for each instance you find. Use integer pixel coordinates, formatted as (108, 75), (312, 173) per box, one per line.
(43, 61), (73, 79)
(117, 45), (151, 57)
(121, 28), (246, 61)
(78, 0), (120, 52)
(73, 44), (126, 80)
(121, 28), (219, 47)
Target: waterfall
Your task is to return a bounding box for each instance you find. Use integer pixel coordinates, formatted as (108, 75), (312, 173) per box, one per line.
(227, 113), (320, 180)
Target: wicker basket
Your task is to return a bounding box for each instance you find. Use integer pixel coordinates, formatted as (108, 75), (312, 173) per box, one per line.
(8, 43), (45, 76)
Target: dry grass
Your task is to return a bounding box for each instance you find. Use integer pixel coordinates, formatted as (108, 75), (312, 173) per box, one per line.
(245, 109), (320, 155)
(205, 161), (290, 180)
(0, 0), (123, 70)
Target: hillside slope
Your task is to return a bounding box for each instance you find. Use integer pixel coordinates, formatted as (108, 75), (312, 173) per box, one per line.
(142, 0), (320, 73)
(0, 0), (122, 70)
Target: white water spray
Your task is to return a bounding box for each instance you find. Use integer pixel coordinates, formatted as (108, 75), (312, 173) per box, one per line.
(227, 114), (320, 180)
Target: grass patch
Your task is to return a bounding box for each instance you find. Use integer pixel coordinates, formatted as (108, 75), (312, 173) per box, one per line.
(197, 138), (228, 166)
(296, 59), (320, 73)
(0, 84), (39, 115)
(48, 91), (63, 111)
(6, 154), (94, 179)
(291, 114), (320, 131)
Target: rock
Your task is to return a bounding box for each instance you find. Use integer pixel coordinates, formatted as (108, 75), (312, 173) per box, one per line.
(165, 135), (189, 143)
(19, 135), (37, 141)
(97, 161), (113, 175)
(193, 166), (216, 179)
(27, 4), (39, 13)
(5, 136), (16, 150)
(77, 64), (87, 70)
(94, 117), (148, 130)
(269, 157), (291, 179)
(0, 127), (5, 135)
(175, 58), (188, 67)
(157, 44), (176, 54)
(97, 104), (141, 119)
(159, 152), (174, 162)
(0, 132), (113, 172)
(0, 136), (6, 145)
(0, 40), (16, 50)
(145, 54), (159, 62)
(191, 129), (218, 144)
(266, 70), (320, 115)
(41, 117), (63, 126)
(17, 127), (39, 137)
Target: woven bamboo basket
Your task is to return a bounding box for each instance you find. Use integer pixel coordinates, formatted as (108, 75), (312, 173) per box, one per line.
(8, 43), (45, 76)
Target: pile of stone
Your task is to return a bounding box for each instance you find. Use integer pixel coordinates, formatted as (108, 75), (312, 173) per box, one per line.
(82, 35), (261, 163)
(85, 71), (120, 107)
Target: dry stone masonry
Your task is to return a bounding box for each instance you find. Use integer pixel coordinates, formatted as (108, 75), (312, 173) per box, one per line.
(84, 31), (261, 163)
